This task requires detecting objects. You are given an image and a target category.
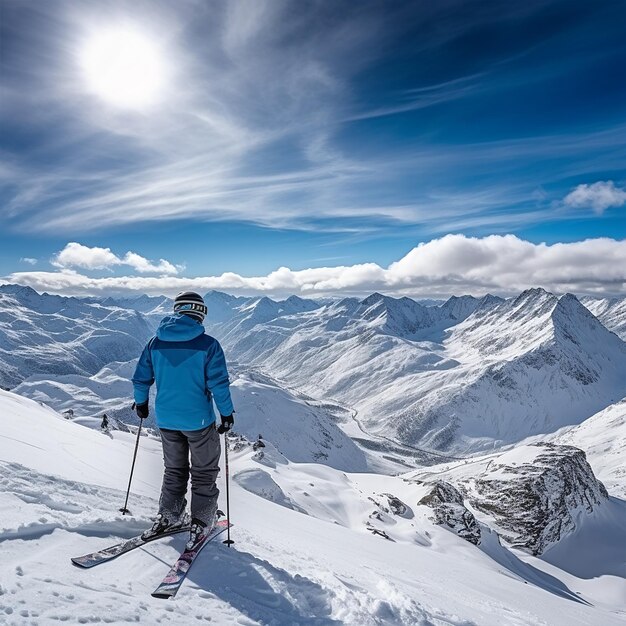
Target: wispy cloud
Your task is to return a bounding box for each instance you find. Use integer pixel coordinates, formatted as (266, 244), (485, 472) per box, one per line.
(7, 235), (626, 298)
(19, 257), (37, 266)
(51, 242), (180, 274)
(346, 73), (486, 123)
(2, 1), (625, 242)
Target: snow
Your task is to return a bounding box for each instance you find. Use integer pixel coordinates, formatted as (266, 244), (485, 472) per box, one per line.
(211, 287), (626, 454)
(582, 295), (626, 340)
(230, 373), (367, 471)
(544, 398), (626, 498)
(0, 286), (153, 389)
(9, 285), (625, 456)
(1, 389), (624, 625)
(1, 285), (625, 624)
(12, 363), (367, 471)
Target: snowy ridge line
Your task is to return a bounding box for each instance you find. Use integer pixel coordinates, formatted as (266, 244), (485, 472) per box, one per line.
(214, 288), (626, 454)
(246, 366), (466, 464)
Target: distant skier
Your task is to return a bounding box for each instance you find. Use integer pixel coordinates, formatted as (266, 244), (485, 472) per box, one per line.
(101, 413), (109, 431)
(131, 292), (234, 545)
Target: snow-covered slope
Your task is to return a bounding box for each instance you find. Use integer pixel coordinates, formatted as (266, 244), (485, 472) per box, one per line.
(12, 360), (139, 423)
(96, 294), (173, 328)
(0, 285), (153, 388)
(548, 398), (626, 498)
(418, 289), (626, 451)
(581, 295), (626, 340)
(5, 284), (626, 458)
(231, 373), (367, 471)
(13, 361), (366, 471)
(214, 288), (626, 454)
(99, 293), (173, 315)
(1, 389), (623, 624)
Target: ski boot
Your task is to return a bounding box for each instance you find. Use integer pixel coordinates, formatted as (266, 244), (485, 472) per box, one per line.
(142, 503), (190, 540)
(186, 518), (209, 550)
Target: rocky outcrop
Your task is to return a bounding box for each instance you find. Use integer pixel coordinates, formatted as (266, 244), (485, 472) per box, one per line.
(467, 443), (608, 555)
(368, 493), (413, 519)
(418, 481), (481, 545)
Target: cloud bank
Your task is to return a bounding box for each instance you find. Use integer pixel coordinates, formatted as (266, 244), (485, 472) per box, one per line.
(51, 242), (180, 274)
(6, 235), (626, 298)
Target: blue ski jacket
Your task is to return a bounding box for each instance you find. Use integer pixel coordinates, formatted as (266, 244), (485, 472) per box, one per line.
(132, 314), (234, 431)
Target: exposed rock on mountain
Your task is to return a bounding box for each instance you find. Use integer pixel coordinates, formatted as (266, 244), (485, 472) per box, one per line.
(368, 492), (413, 519)
(418, 480), (481, 545)
(466, 443), (609, 555)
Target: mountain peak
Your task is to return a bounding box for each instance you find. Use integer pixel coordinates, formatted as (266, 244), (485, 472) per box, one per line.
(513, 287), (554, 306)
(0, 283), (40, 298)
(550, 292), (620, 347)
(360, 292), (388, 306)
(439, 294), (479, 321)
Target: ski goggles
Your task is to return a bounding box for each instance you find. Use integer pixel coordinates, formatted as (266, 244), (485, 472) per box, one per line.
(174, 302), (208, 316)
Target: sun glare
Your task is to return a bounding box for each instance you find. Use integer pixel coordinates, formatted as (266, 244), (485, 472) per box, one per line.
(80, 28), (166, 109)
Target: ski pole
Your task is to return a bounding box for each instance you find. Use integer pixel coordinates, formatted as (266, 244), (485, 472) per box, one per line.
(119, 418), (143, 515)
(222, 432), (234, 546)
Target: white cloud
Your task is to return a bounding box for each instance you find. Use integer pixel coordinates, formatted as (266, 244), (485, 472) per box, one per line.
(52, 243), (119, 270)
(564, 181), (626, 215)
(121, 252), (180, 275)
(50, 242), (180, 275)
(8, 235), (626, 298)
(19, 257), (38, 265)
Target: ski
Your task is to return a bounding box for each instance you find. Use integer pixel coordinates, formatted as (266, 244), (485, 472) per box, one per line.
(151, 519), (231, 599)
(71, 525), (190, 569)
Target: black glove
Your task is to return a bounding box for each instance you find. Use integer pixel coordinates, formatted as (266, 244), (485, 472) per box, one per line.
(217, 414), (234, 434)
(133, 401), (149, 420)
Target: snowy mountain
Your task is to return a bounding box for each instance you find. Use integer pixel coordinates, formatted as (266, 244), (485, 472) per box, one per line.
(1, 388), (624, 624)
(211, 288), (626, 454)
(12, 359), (140, 423)
(0, 285), (153, 389)
(203, 290), (251, 325)
(98, 293), (173, 315)
(4, 284), (626, 458)
(13, 358), (366, 471)
(581, 295), (626, 340)
(416, 289), (626, 451)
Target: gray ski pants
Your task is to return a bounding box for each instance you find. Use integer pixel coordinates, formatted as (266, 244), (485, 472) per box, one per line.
(158, 423), (221, 525)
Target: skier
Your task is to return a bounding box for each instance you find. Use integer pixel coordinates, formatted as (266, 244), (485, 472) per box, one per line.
(131, 291), (234, 546)
(101, 413), (109, 431)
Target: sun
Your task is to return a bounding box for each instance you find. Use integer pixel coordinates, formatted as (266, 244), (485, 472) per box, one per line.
(80, 27), (167, 109)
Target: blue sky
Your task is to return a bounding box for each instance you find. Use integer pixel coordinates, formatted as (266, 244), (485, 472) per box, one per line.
(1, 0), (625, 296)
